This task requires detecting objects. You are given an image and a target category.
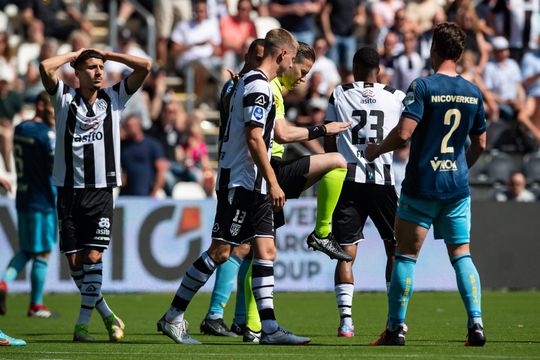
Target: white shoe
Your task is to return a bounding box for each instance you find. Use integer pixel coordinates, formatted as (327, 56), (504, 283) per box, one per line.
(162, 320), (201, 345)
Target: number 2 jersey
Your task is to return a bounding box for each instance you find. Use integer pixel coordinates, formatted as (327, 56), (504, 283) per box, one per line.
(217, 69), (276, 194)
(326, 82), (405, 185)
(401, 74), (486, 200)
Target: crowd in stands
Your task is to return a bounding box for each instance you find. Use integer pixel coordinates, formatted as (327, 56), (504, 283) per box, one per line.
(0, 0), (538, 200)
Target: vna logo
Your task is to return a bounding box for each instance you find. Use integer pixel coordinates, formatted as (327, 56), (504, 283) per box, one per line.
(430, 157), (458, 172)
(138, 206), (203, 280)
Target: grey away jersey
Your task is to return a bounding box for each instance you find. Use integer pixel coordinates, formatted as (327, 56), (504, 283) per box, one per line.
(326, 82), (405, 185)
(51, 79), (133, 188)
(217, 69), (276, 194)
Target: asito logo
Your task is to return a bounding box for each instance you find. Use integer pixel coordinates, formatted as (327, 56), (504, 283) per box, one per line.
(96, 217), (111, 236)
(430, 157), (458, 172)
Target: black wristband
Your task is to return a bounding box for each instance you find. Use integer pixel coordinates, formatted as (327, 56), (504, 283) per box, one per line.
(307, 125), (327, 140)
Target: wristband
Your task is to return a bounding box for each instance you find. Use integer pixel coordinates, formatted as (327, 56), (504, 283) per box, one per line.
(307, 125), (327, 140)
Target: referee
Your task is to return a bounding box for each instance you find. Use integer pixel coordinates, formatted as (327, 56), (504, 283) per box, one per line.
(39, 48), (151, 342)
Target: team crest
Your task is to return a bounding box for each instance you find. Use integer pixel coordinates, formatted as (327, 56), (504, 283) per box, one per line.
(230, 223), (242, 237)
(95, 99), (108, 112)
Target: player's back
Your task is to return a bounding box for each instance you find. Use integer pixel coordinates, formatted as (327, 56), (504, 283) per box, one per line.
(327, 82), (405, 184)
(401, 74), (486, 200)
(14, 120), (56, 212)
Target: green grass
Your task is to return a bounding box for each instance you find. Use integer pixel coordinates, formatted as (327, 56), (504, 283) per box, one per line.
(1, 291), (539, 359)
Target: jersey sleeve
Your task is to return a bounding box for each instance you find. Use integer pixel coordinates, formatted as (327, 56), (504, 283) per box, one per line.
(243, 80), (272, 128)
(401, 79), (426, 123)
(109, 79), (134, 111)
(324, 91), (338, 123)
(470, 90), (487, 135)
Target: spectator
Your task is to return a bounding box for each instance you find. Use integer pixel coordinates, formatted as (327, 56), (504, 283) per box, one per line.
(418, 9), (447, 65)
(58, 30), (92, 88)
(378, 31), (399, 85)
(120, 115), (169, 197)
(522, 36), (540, 141)
(269, 0), (322, 45)
(456, 4), (490, 72)
(391, 31), (425, 92)
(220, 0), (258, 72)
(23, 39), (58, 103)
(320, 0), (365, 80)
(154, 0), (192, 67)
(405, 0), (443, 34)
(16, 19), (45, 78)
(0, 32), (17, 89)
(495, 171), (536, 202)
(21, 0), (92, 42)
(370, 0), (404, 32)
(0, 69), (22, 173)
(375, 8), (414, 57)
(307, 37), (341, 97)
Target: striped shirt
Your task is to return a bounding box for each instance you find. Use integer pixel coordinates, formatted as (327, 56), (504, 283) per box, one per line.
(51, 79), (133, 188)
(326, 81), (405, 185)
(217, 69), (276, 194)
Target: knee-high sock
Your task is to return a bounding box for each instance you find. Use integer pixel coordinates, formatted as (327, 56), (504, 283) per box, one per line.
(252, 259), (277, 334)
(207, 254), (241, 319)
(315, 168), (347, 238)
(71, 269), (113, 319)
(167, 251), (217, 322)
(387, 254), (417, 331)
(451, 254), (483, 327)
(30, 257), (48, 305)
(335, 283), (354, 325)
(244, 260), (261, 332)
(234, 258), (251, 325)
(3, 251), (30, 283)
(77, 262), (104, 326)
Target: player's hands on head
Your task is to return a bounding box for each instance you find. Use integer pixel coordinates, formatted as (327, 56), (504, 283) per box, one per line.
(364, 142), (379, 162)
(324, 121), (352, 136)
(269, 183), (286, 212)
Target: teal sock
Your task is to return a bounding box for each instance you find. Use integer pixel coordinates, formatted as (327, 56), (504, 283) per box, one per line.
(451, 254), (483, 328)
(387, 253), (417, 331)
(207, 254), (241, 318)
(3, 251), (31, 283)
(30, 257), (48, 305)
(233, 258), (251, 324)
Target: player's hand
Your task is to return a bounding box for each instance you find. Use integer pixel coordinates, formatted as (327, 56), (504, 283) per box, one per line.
(324, 121), (352, 136)
(269, 183), (286, 212)
(0, 177), (12, 193)
(226, 68), (240, 84)
(364, 142), (380, 162)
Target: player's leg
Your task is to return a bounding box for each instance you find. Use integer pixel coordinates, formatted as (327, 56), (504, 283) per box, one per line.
(437, 196), (485, 346)
(243, 258), (262, 342)
(0, 212), (32, 315)
(334, 245), (357, 337)
(231, 245), (252, 333)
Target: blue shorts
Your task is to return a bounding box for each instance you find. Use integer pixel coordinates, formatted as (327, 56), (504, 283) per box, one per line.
(18, 210), (58, 254)
(396, 194), (471, 245)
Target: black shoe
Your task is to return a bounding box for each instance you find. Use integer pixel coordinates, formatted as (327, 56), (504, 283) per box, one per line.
(230, 322), (245, 336)
(465, 324), (486, 346)
(156, 314), (166, 332)
(243, 327), (261, 343)
(307, 232), (352, 261)
(370, 325), (406, 346)
(200, 318), (238, 337)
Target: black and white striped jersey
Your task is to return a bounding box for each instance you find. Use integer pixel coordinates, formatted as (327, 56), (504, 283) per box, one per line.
(51, 79), (133, 188)
(217, 69), (276, 194)
(326, 82), (405, 185)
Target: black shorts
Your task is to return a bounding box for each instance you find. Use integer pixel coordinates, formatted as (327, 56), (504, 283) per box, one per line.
(272, 156), (310, 229)
(211, 187), (274, 245)
(57, 187), (114, 254)
(332, 181), (397, 246)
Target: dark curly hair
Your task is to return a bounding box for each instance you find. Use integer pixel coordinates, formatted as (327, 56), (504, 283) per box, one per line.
(432, 22), (466, 62)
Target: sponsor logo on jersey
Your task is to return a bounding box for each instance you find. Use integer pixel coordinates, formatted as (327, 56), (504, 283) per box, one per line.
(430, 157), (458, 172)
(78, 118), (101, 131)
(74, 131), (104, 143)
(360, 89), (377, 103)
(252, 106), (265, 121)
(212, 222), (219, 233)
(96, 217), (111, 235)
(255, 95), (267, 106)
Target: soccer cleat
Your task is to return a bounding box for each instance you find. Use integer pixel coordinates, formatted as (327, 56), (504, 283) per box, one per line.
(104, 314), (125, 342)
(307, 232), (352, 262)
(0, 330), (26, 346)
(230, 322), (245, 336)
(0, 280), (7, 315)
(28, 304), (55, 318)
(162, 319), (201, 344)
(260, 327), (311, 345)
(369, 325), (406, 346)
(200, 318), (238, 337)
(337, 320), (355, 337)
(73, 324), (95, 342)
(157, 313), (166, 332)
(243, 327), (261, 343)
(465, 323), (486, 347)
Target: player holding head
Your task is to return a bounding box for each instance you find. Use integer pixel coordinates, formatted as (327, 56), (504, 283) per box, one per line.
(158, 29), (311, 345)
(0, 92), (57, 318)
(324, 46), (406, 338)
(40, 48), (152, 342)
(366, 22), (487, 346)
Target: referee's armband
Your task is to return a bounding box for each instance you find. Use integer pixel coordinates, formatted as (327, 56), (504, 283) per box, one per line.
(307, 125), (327, 140)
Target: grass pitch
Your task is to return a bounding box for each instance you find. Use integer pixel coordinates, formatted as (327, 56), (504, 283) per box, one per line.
(0, 291), (539, 359)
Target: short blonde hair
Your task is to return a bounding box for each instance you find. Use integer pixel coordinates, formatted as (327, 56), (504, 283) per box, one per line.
(263, 28), (298, 57)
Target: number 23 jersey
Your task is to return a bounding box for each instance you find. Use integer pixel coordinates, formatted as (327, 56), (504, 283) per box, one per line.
(325, 82), (405, 185)
(401, 74), (486, 200)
